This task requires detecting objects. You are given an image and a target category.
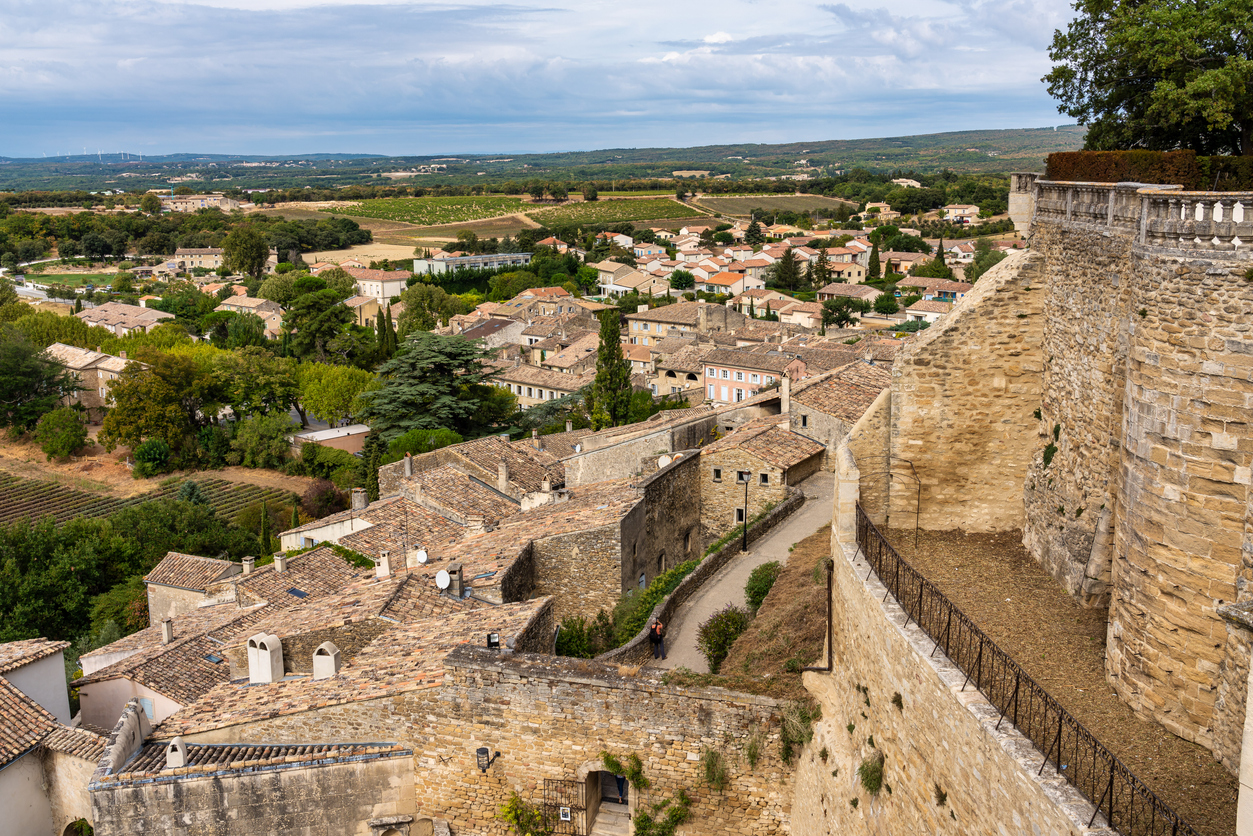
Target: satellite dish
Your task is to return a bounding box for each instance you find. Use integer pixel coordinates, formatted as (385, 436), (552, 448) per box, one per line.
(657, 455), (672, 468)
(415, 549), (428, 565)
(435, 570), (451, 590)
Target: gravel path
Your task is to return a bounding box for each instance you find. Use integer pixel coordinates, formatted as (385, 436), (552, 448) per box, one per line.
(652, 472), (833, 672)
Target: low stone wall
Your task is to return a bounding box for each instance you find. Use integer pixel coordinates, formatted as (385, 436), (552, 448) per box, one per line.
(597, 487), (806, 666)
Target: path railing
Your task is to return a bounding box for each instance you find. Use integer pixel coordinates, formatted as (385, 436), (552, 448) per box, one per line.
(855, 503), (1200, 836)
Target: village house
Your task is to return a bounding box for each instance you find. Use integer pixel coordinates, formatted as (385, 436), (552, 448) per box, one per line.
(160, 193), (241, 213)
(600, 269), (670, 298)
(595, 231), (634, 248)
(699, 271), (764, 296)
(76, 301), (174, 336)
(633, 241), (667, 259)
(816, 282), (879, 304)
(345, 267), (409, 303)
(143, 553), (242, 621)
(786, 361), (892, 464)
(625, 301), (747, 345)
(173, 248), (224, 271)
(44, 343), (134, 421)
(535, 236), (570, 253)
(863, 202), (901, 221)
(494, 364), (596, 408)
(727, 288), (795, 316)
(943, 204), (981, 223)
(905, 299), (952, 324)
(413, 251), (533, 274)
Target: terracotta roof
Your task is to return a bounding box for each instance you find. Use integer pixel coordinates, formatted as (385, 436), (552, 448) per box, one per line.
(458, 436), (565, 493)
(403, 465), (519, 526)
(792, 362), (891, 424)
(541, 333), (601, 370)
(151, 598), (550, 738)
(0, 677), (58, 767)
(80, 603), (251, 664)
(624, 301), (720, 326)
(701, 420), (823, 469)
(655, 344), (709, 374)
(344, 267), (410, 282)
(818, 283), (878, 300)
(907, 300), (952, 314)
(145, 552), (238, 591)
(0, 638), (69, 675)
(45, 343), (129, 373)
(233, 547), (363, 608)
(99, 740), (410, 783)
(532, 428), (596, 458)
(336, 498), (466, 559)
(496, 363), (594, 393)
(42, 725), (107, 762)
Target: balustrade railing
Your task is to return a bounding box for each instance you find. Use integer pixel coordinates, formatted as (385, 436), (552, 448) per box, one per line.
(854, 504), (1201, 836)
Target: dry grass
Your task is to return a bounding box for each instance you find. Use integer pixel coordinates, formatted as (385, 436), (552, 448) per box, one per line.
(884, 528), (1236, 836)
(665, 525), (830, 702)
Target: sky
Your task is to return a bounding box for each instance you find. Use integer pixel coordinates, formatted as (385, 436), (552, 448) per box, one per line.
(0, 0), (1077, 158)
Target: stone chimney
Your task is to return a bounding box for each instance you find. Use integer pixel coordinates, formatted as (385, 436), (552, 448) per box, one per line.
(119, 350), (127, 360)
(466, 514), (486, 534)
(541, 477), (551, 493)
(497, 461), (509, 493)
(351, 487), (367, 511)
(274, 554), (288, 573)
(499, 432), (510, 442)
(698, 304), (708, 332)
(376, 550), (392, 579)
(447, 563), (464, 598)
(404, 452), (413, 477)
(96, 345), (102, 354)
(781, 373), (792, 414)
(160, 619), (173, 645)
(637, 304), (649, 313)
(565, 420), (573, 433)
(242, 556), (255, 576)
(532, 429), (540, 450)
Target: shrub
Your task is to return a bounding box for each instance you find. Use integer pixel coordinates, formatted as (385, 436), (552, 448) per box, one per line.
(555, 616), (596, 658)
(744, 561), (782, 613)
(302, 478), (345, 518)
(382, 427), (464, 464)
(298, 442), (360, 481)
(228, 413), (295, 469)
(35, 407), (87, 461)
(701, 747), (729, 792)
(132, 437), (171, 478)
(858, 750), (885, 794)
(780, 700), (820, 763)
(612, 559), (698, 647)
(177, 480), (209, 506)
(697, 603), (751, 674)
(1045, 150), (1201, 187)
(498, 792), (546, 836)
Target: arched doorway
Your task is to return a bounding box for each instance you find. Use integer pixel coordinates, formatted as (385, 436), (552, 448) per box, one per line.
(63, 820), (93, 836)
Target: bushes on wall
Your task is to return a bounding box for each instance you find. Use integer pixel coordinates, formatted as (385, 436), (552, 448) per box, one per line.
(1046, 150), (1253, 191)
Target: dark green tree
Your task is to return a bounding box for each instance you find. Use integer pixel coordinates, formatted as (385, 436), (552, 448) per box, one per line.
(590, 310), (632, 429)
(868, 243), (881, 280)
(285, 289), (354, 362)
(873, 292), (900, 315)
(821, 297), (871, 329)
(0, 326), (78, 433)
(222, 224), (270, 280)
(765, 247), (802, 291)
(806, 249), (833, 289)
(745, 221), (764, 245)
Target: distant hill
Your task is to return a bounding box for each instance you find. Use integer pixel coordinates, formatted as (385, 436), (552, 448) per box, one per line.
(0, 127), (1084, 192)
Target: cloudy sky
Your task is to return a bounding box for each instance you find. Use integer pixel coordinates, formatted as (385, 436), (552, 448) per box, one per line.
(1, 0), (1076, 158)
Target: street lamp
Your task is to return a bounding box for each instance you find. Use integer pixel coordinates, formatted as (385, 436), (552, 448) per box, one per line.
(476, 747), (500, 773)
(738, 470), (750, 552)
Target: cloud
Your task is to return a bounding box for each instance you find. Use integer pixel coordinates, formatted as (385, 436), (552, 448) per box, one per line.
(0, 0), (1075, 156)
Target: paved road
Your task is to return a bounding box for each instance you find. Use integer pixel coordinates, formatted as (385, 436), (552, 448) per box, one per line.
(652, 471), (833, 672)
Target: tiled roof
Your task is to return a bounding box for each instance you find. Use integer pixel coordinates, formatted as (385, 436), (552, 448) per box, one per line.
(404, 465), (519, 525)
(533, 428), (596, 458)
(701, 420), (824, 469)
(907, 300), (952, 314)
(42, 725), (107, 762)
(144, 552), (238, 591)
(234, 547), (363, 608)
(649, 336), (697, 355)
(152, 598), (549, 738)
(656, 344), (709, 374)
(339, 500), (465, 558)
(80, 603), (249, 664)
(542, 333), (601, 370)
(45, 343), (129, 372)
(100, 741), (409, 783)
(457, 436), (564, 493)
(344, 267), (410, 283)
(624, 301), (718, 326)
(497, 363), (594, 392)
(792, 362), (891, 424)
(0, 677), (59, 767)
(0, 638), (69, 675)
(818, 282), (879, 300)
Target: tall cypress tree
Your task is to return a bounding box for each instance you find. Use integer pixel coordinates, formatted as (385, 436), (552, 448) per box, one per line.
(259, 506), (271, 555)
(868, 242), (881, 280)
(591, 310), (632, 429)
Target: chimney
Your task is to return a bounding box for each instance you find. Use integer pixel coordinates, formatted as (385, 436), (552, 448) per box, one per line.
(376, 550), (392, 579)
(274, 554), (288, 573)
(160, 619), (173, 645)
(246, 633), (284, 684)
(781, 373), (792, 414)
(531, 429), (540, 449)
(165, 737), (187, 769)
(499, 432), (510, 442)
(466, 514), (485, 534)
(96, 345), (102, 353)
(698, 304), (708, 332)
(447, 563), (464, 598)
(497, 461), (509, 493)
(119, 350), (127, 360)
(312, 642), (342, 680)
(541, 477), (551, 493)
(565, 420), (573, 433)
(242, 556), (255, 575)
(404, 452), (413, 477)
(351, 487), (367, 511)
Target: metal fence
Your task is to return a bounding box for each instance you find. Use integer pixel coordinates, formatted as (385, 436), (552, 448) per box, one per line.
(855, 504), (1201, 836)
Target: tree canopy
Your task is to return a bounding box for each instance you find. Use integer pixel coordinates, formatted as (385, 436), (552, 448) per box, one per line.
(0, 326), (78, 433)
(590, 310), (632, 429)
(222, 224), (270, 279)
(1046, 0), (1252, 155)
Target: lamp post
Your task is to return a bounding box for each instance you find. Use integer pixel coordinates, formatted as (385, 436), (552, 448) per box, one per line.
(740, 471), (749, 552)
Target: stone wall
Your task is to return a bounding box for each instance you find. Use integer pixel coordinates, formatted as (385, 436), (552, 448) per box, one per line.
(637, 452), (702, 576)
(887, 249), (1045, 531)
(146, 584), (205, 623)
(847, 388), (892, 525)
(1214, 607), (1253, 774)
(792, 474), (1116, 836)
(531, 523), (623, 622)
(789, 404), (852, 469)
(43, 749), (98, 836)
(90, 751), (415, 836)
(698, 449), (797, 540)
(562, 415), (717, 485)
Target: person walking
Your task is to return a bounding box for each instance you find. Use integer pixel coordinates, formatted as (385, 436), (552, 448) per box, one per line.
(648, 618), (666, 660)
(614, 774), (627, 805)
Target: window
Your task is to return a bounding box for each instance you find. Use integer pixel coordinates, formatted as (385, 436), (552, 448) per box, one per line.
(737, 470), (751, 483)
(759, 473), (769, 485)
(735, 371), (744, 381)
(750, 373), (760, 383)
(765, 375), (774, 383)
(526, 387), (534, 398)
(801, 414), (808, 428)
(684, 531), (691, 552)
(708, 384), (715, 399)
(721, 369), (730, 379)
(735, 508), (745, 523)
(639, 572), (647, 589)
(712, 467), (722, 482)
(706, 368), (715, 377)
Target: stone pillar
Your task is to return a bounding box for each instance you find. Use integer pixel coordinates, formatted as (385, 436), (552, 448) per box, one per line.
(832, 442), (860, 552)
(1008, 172), (1040, 235)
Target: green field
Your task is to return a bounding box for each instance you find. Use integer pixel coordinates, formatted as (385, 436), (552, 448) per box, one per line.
(695, 195), (857, 216)
(597, 190), (675, 197)
(31, 273), (114, 286)
(526, 197), (704, 226)
(323, 196), (525, 226)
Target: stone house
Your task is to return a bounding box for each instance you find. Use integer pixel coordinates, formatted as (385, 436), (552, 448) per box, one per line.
(143, 552), (242, 621)
(173, 247), (224, 270)
(698, 416), (822, 537)
(159, 194), (241, 213)
(76, 302), (174, 336)
(702, 348), (807, 405)
(816, 282), (878, 304)
(345, 268), (410, 303)
(787, 362), (891, 466)
(625, 301), (747, 345)
(215, 295), (282, 318)
(905, 299), (951, 323)
(493, 363), (595, 408)
(44, 343), (134, 421)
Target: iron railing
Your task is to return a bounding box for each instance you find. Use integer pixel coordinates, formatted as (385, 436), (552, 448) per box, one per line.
(855, 503), (1201, 836)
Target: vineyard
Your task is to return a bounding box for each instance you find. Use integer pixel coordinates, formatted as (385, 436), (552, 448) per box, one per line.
(694, 194), (857, 216)
(0, 475), (296, 527)
(322, 196), (525, 226)
(525, 197), (706, 226)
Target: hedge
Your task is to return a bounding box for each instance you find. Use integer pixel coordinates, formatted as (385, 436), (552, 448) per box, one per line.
(1045, 150), (1253, 191)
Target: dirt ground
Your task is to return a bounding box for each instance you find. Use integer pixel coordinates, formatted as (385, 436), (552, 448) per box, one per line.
(884, 528), (1236, 836)
(664, 524), (831, 703)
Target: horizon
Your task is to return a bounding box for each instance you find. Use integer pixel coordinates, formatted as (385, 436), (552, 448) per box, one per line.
(3, 0), (1075, 159)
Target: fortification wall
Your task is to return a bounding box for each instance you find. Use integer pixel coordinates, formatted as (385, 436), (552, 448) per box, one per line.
(886, 248), (1045, 531)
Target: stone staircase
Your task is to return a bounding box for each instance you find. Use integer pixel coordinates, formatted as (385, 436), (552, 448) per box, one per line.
(588, 801), (629, 836)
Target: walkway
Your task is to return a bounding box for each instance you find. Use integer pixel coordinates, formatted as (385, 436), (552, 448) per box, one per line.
(652, 472), (833, 673)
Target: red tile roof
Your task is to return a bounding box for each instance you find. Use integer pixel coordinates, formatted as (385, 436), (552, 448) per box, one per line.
(0, 638), (68, 675)
(0, 677), (59, 766)
(144, 553), (238, 591)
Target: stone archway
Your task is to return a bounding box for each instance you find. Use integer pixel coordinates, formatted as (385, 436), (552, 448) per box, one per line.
(62, 820), (93, 836)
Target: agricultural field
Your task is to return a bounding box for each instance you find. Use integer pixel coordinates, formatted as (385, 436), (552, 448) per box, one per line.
(526, 197), (705, 226)
(322, 196), (525, 226)
(0, 474), (295, 527)
(28, 273), (114, 287)
(694, 194), (857, 216)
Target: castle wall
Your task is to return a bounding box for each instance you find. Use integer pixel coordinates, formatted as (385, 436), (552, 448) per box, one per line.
(887, 248), (1045, 531)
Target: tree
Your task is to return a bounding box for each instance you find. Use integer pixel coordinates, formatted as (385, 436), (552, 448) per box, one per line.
(745, 220), (764, 245)
(867, 243), (881, 280)
(583, 186), (599, 202)
(139, 193), (162, 215)
(227, 311), (268, 348)
(669, 269), (695, 290)
(285, 289), (354, 363)
(764, 247), (802, 291)
(1045, 0), (1252, 155)
(873, 292), (900, 315)
(222, 225), (269, 280)
(258, 273), (299, 305)
(100, 351), (226, 457)
(590, 311), (632, 429)
(821, 297), (870, 329)
(806, 249), (833, 289)
(0, 326), (78, 433)
(319, 267), (357, 299)
(966, 238), (1009, 283)
(298, 363), (378, 425)
(359, 332), (513, 439)
(35, 407), (87, 461)
(396, 282), (468, 334)
(228, 413), (296, 469)
(215, 347), (300, 418)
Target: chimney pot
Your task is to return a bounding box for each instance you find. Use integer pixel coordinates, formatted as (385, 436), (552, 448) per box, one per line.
(466, 514), (485, 534)
(165, 736), (187, 769)
(499, 432), (509, 441)
(242, 556), (255, 575)
(404, 452), (413, 477)
(351, 487), (367, 511)
(541, 477), (551, 493)
(274, 554), (288, 573)
(160, 619), (173, 645)
(781, 373), (792, 414)
(119, 350), (127, 360)
(447, 562), (464, 598)
(497, 461), (509, 493)
(565, 420), (573, 433)
(376, 550), (392, 579)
